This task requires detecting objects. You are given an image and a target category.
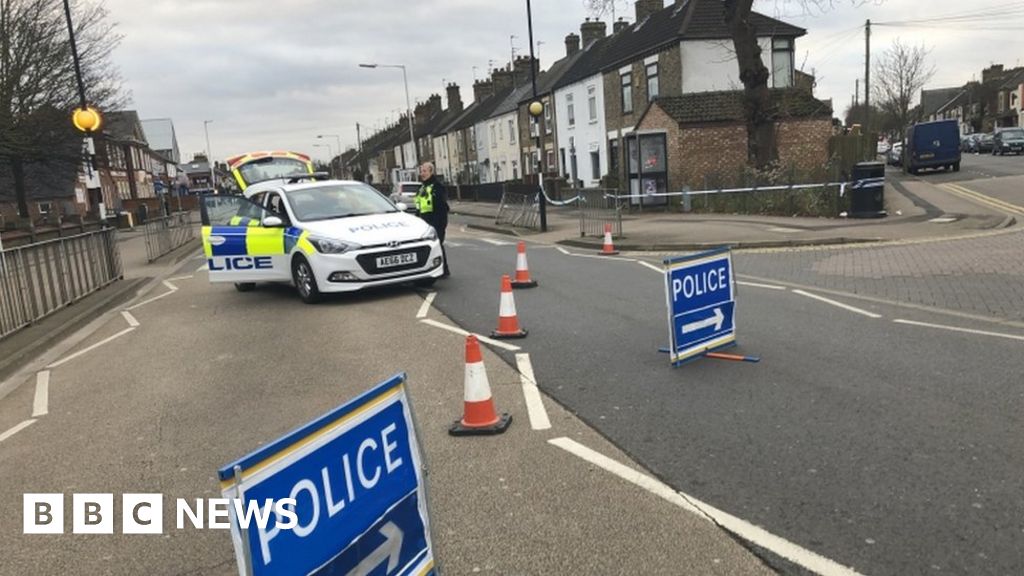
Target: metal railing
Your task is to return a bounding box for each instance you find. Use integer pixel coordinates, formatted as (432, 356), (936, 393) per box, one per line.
(577, 189), (623, 238)
(144, 211), (196, 262)
(1, 227), (123, 340)
(496, 191), (540, 230)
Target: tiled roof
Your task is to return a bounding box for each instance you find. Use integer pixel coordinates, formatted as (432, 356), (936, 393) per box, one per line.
(449, 88), (515, 131)
(653, 89), (831, 124)
(104, 110), (146, 143)
(999, 67), (1024, 90)
(682, 0), (804, 40)
(920, 87), (962, 118)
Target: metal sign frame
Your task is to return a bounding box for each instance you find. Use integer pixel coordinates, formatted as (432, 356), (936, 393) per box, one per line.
(663, 247), (737, 366)
(218, 373), (435, 576)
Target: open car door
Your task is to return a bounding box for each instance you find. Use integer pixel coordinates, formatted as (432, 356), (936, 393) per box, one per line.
(200, 195), (292, 284)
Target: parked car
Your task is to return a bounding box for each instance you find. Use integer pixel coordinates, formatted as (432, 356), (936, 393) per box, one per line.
(887, 142), (904, 166)
(904, 119), (961, 174)
(992, 127), (1024, 155)
(960, 134), (975, 152)
(975, 133), (994, 153)
(390, 181), (421, 212)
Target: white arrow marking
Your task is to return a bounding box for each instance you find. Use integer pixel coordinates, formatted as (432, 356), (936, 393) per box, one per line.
(346, 521), (403, 576)
(682, 307), (725, 334)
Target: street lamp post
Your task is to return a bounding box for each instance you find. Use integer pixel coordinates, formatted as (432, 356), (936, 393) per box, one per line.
(62, 0), (104, 222)
(317, 134), (342, 177)
(313, 143), (334, 175)
(203, 120), (216, 194)
(525, 0), (547, 231)
(359, 63), (418, 168)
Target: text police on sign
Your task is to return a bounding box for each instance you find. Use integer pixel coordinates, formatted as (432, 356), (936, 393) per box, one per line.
(663, 248), (737, 364)
(218, 374), (434, 576)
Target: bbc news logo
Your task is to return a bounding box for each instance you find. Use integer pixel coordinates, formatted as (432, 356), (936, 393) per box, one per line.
(23, 494), (297, 534)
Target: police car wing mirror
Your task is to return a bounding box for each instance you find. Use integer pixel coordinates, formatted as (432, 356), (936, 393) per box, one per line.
(262, 215), (284, 228)
(395, 202), (408, 212)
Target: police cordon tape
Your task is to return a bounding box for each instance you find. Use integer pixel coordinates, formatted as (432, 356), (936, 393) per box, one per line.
(601, 178), (886, 202)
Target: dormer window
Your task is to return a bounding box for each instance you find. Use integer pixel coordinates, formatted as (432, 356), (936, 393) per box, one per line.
(772, 38), (793, 88)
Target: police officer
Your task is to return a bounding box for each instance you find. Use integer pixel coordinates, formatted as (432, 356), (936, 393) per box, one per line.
(415, 162), (450, 277)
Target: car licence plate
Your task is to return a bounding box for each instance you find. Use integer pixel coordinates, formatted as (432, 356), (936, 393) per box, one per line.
(920, 152), (934, 159)
(376, 252), (417, 268)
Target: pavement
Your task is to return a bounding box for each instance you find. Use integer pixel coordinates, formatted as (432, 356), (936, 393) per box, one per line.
(450, 173), (1016, 251)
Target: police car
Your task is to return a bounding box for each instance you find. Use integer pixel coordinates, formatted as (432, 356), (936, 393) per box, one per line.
(200, 178), (444, 303)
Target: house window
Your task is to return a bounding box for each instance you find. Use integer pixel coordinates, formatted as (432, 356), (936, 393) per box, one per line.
(546, 150), (555, 171)
(37, 201), (52, 216)
(609, 139), (620, 174)
(508, 119), (516, 143)
(490, 125), (497, 148)
(646, 63), (659, 101)
(772, 38), (793, 88)
(588, 86), (597, 121)
(590, 151), (600, 181)
(544, 102), (552, 134)
(567, 93), (575, 127)
(621, 72), (633, 114)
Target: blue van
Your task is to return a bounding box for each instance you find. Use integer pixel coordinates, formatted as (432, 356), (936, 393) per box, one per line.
(904, 119), (961, 174)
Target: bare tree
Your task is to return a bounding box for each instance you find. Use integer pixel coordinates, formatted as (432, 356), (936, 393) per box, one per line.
(723, 0), (874, 168)
(0, 0), (125, 219)
(872, 39), (934, 139)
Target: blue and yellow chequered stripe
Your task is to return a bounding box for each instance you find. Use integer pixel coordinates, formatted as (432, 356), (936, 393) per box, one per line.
(202, 225), (316, 257)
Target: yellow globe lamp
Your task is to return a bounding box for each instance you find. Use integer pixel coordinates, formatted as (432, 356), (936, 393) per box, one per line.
(72, 107), (102, 133)
(528, 101), (543, 117)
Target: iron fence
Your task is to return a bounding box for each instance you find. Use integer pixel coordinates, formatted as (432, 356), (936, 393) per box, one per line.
(1, 227), (123, 340)
(496, 191), (540, 230)
(144, 211), (196, 262)
(577, 189), (623, 238)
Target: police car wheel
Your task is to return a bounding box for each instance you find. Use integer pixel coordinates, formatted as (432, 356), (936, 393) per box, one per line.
(292, 257), (322, 304)
(234, 282), (255, 292)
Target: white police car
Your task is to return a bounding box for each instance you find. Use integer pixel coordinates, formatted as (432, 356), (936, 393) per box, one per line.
(200, 179), (444, 303)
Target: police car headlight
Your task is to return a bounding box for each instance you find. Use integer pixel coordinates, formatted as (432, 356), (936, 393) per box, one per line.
(310, 237), (360, 254)
(420, 227), (437, 241)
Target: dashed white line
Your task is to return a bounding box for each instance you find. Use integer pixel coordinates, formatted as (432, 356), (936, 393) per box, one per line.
(126, 289), (177, 311)
(548, 437), (864, 576)
(167, 274), (194, 282)
(121, 310), (140, 327)
(736, 280), (787, 291)
(0, 419), (36, 444)
(481, 238), (513, 246)
(196, 263), (208, 272)
(556, 247), (571, 255)
(418, 318), (521, 351)
(515, 354), (551, 430)
(637, 260), (663, 274)
(416, 292), (436, 319)
(163, 279), (179, 291)
(792, 289), (882, 319)
(32, 371), (49, 417)
(47, 327), (136, 368)
(893, 319), (1024, 342)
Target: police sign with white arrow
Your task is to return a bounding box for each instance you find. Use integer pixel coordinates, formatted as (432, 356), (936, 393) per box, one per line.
(663, 247), (737, 365)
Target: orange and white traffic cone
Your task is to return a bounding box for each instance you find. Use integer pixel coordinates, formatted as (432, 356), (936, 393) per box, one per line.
(449, 335), (512, 436)
(510, 241), (538, 288)
(599, 223), (619, 255)
(491, 274), (528, 339)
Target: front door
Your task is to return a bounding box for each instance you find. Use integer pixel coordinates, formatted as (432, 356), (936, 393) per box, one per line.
(200, 195), (291, 283)
(627, 133), (668, 208)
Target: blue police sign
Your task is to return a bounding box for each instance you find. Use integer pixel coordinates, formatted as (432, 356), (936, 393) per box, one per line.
(218, 374), (434, 576)
(664, 247), (737, 365)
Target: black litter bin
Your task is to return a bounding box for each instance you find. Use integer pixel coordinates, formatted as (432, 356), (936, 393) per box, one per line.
(849, 161), (886, 218)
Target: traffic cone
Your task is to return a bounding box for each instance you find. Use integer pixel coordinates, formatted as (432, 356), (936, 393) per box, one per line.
(599, 223), (619, 255)
(449, 335), (512, 436)
(491, 275), (528, 339)
(511, 241), (538, 288)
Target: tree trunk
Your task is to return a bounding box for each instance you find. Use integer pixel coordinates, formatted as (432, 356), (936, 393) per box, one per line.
(12, 155), (30, 220)
(724, 0), (777, 168)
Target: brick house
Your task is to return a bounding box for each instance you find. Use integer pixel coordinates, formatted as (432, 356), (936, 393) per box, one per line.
(634, 90), (832, 197)
(98, 111), (163, 216)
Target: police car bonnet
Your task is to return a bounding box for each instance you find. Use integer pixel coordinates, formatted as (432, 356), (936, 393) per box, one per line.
(299, 213), (429, 243)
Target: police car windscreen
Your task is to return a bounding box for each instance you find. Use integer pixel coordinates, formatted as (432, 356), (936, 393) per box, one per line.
(288, 184), (398, 222)
(238, 157), (308, 184)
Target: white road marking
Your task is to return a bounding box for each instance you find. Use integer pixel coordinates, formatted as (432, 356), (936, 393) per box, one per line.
(549, 437), (864, 576)
(32, 371), (49, 417)
(126, 289), (177, 311)
(416, 292), (436, 319)
(163, 279), (178, 291)
(418, 318), (521, 351)
(0, 419), (36, 444)
(637, 260), (663, 274)
(481, 238), (513, 246)
(736, 281), (787, 291)
(167, 274), (194, 282)
(121, 310), (140, 327)
(893, 319), (1024, 342)
(556, 247), (571, 255)
(446, 242), (464, 248)
(792, 289), (882, 319)
(515, 354), (551, 430)
(47, 327), (136, 368)
(196, 263), (208, 272)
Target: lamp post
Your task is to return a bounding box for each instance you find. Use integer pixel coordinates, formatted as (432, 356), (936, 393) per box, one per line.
(203, 120), (216, 194)
(317, 134), (342, 177)
(313, 143), (334, 175)
(525, 0), (547, 231)
(63, 0), (104, 221)
(359, 63), (417, 168)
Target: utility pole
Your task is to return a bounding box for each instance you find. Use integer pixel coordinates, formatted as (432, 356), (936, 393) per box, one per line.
(864, 19), (871, 133)
(854, 79), (859, 108)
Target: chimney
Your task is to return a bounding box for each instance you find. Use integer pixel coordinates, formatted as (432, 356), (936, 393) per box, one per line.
(446, 83), (463, 113)
(613, 18), (628, 34)
(635, 0), (664, 22)
(565, 33), (580, 57)
(473, 79), (493, 102)
(513, 56), (538, 87)
(580, 18), (606, 47)
(427, 93), (442, 116)
(492, 68), (514, 93)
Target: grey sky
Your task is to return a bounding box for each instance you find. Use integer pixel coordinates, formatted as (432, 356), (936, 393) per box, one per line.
(104, 0), (1024, 164)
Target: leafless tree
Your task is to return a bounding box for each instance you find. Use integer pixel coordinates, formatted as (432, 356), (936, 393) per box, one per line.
(872, 39), (934, 139)
(0, 0), (125, 218)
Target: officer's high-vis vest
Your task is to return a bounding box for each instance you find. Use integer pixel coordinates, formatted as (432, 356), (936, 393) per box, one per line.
(415, 184), (434, 214)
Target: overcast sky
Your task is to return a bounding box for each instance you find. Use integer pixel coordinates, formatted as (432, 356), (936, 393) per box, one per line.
(103, 0), (1024, 164)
